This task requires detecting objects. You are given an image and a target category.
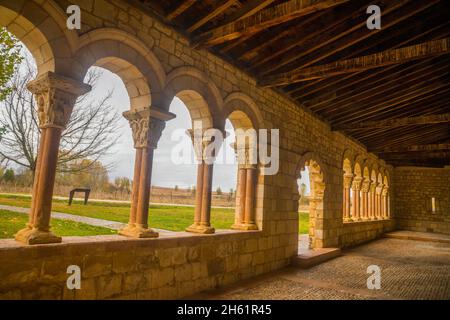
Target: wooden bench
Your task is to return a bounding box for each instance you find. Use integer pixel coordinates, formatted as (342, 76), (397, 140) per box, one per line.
(68, 188), (91, 206)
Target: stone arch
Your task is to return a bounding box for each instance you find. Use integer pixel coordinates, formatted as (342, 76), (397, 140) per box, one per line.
(0, 0), (75, 77)
(297, 152), (326, 249)
(164, 66), (223, 129)
(223, 92), (266, 130)
(73, 29), (166, 110)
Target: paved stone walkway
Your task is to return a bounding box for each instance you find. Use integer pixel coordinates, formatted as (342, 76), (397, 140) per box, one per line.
(192, 236), (450, 300)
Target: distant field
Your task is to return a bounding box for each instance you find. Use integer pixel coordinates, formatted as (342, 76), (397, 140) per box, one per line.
(0, 209), (116, 239)
(0, 193), (235, 232)
(298, 212), (309, 234)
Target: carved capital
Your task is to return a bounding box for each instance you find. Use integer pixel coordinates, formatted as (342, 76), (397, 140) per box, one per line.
(231, 142), (258, 169)
(27, 72), (91, 129)
(361, 179), (371, 193)
(343, 174), (353, 188)
(352, 176), (363, 190)
(381, 186), (389, 196)
(187, 128), (226, 162)
(376, 183), (384, 194)
(124, 107), (169, 149)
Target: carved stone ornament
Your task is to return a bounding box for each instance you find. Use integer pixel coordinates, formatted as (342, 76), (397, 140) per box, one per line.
(123, 107), (167, 149)
(27, 72), (91, 129)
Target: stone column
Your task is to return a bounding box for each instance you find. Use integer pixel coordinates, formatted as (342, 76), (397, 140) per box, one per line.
(15, 72), (91, 245)
(343, 174), (353, 222)
(361, 179), (371, 220)
(186, 131), (221, 234)
(231, 141), (258, 231)
(369, 183), (376, 220)
(381, 186), (389, 219)
(352, 177), (362, 221)
(119, 107), (174, 238)
(375, 183), (383, 219)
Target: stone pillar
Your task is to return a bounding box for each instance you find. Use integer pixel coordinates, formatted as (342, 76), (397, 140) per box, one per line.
(361, 179), (371, 220)
(230, 137), (259, 231)
(381, 186), (389, 219)
(375, 183), (383, 219)
(186, 130), (222, 234)
(343, 174), (353, 222)
(352, 177), (362, 221)
(369, 183), (376, 220)
(119, 107), (174, 238)
(15, 72), (91, 245)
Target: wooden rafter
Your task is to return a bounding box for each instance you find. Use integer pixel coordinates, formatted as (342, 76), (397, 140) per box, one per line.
(166, 0), (197, 21)
(260, 0), (439, 75)
(259, 38), (450, 87)
(187, 0), (239, 33)
(334, 113), (450, 131)
(372, 143), (450, 154)
(194, 0), (349, 47)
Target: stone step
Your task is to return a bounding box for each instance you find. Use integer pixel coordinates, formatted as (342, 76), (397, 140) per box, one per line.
(292, 248), (342, 269)
(384, 231), (450, 244)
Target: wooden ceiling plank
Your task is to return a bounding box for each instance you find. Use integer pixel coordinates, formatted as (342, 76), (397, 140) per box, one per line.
(166, 0), (197, 21)
(187, 0), (239, 33)
(262, 0), (438, 76)
(194, 0), (349, 46)
(334, 113), (450, 131)
(260, 38), (450, 87)
(372, 143), (450, 154)
(310, 57), (449, 113)
(329, 81), (450, 124)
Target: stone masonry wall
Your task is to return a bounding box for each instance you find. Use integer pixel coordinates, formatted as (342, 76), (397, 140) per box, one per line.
(394, 167), (450, 235)
(0, 231), (290, 299)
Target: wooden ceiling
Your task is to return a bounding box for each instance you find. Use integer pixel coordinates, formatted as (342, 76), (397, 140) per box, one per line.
(133, 0), (450, 168)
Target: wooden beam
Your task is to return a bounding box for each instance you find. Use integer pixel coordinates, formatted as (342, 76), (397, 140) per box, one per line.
(380, 151), (450, 159)
(372, 143), (450, 154)
(166, 0), (197, 21)
(219, 0), (276, 25)
(194, 0), (349, 47)
(334, 113), (450, 131)
(260, 0), (438, 75)
(259, 38), (450, 87)
(187, 0), (239, 33)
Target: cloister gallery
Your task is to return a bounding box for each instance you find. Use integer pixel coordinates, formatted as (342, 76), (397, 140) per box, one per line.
(0, 0), (449, 300)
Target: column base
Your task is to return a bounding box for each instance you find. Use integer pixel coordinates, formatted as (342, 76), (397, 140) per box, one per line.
(15, 226), (62, 245)
(119, 225), (159, 238)
(231, 223), (258, 231)
(186, 224), (215, 234)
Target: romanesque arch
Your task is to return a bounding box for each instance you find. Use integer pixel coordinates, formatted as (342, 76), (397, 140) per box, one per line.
(297, 152), (326, 249)
(73, 29), (166, 110)
(0, 0), (76, 77)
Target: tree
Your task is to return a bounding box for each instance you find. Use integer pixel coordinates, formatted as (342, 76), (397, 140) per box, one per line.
(0, 28), (22, 101)
(216, 186), (222, 195)
(0, 48), (121, 177)
(1, 167), (15, 183)
(0, 28), (23, 140)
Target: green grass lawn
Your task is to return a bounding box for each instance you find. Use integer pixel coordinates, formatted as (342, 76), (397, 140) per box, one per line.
(0, 209), (116, 239)
(298, 211), (309, 234)
(0, 193), (235, 232)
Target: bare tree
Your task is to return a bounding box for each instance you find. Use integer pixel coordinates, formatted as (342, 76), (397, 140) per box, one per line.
(0, 53), (121, 176)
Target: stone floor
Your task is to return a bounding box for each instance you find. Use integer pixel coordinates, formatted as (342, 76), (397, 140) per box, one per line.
(192, 235), (450, 300)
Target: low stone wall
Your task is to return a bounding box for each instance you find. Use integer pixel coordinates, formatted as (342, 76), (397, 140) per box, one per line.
(394, 167), (450, 235)
(339, 220), (396, 248)
(0, 230), (294, 300)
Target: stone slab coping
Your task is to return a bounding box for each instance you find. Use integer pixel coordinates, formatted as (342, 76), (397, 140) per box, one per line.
(0, 229), (262, 258)
(384, 230), (450, 244)
(292, 247), (341, 269)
